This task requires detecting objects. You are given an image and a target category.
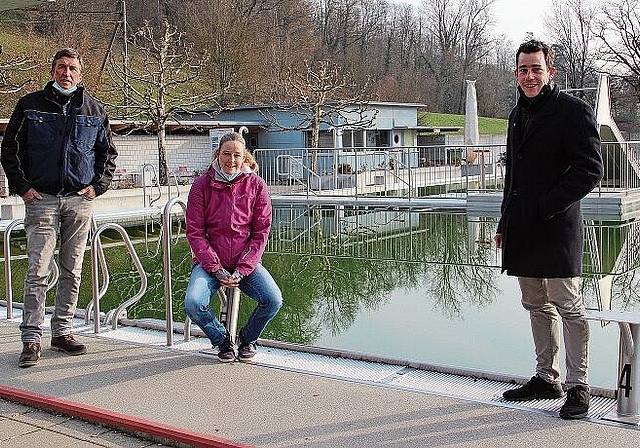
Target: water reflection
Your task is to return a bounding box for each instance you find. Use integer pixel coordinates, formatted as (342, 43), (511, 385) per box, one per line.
(266, 206), (640, 337)
(4, 207), (640, 358)
(268, 207), (502, 328)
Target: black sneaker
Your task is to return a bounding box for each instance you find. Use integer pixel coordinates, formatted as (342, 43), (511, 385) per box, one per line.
(51, 334), (87, 355)
(559, 385), (590, 419)
(503, 375), (564, 401)
(19, 342), (41, 368)
(217, 335), (235, 363)
(237, 335), (257, 362)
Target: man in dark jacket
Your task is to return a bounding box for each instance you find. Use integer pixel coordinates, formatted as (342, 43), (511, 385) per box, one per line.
(494, 40), (603, 419)
(1, 47), (118, 367)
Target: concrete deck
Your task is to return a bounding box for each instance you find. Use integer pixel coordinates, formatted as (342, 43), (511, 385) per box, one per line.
(1, 318), (639, 447)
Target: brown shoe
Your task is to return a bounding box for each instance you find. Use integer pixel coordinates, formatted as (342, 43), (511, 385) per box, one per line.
(19, 342), (41, 368)
(51, 334), (87, 355)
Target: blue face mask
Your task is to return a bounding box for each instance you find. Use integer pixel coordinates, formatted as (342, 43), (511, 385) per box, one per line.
(52, 81), (78, 96)
(212, 159), (243, 182)
(219, 169), (242, 183)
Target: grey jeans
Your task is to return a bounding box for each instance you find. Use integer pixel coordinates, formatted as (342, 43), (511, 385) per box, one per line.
(20, 193), (93, 343)
(517, 277), (590, 388)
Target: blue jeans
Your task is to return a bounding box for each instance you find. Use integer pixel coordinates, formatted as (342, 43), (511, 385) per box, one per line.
(184, 263), (282, 346)
(21, 193), (94, 343)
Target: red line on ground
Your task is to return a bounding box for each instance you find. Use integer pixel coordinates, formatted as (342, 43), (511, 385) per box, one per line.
(0, 385), (254, 448)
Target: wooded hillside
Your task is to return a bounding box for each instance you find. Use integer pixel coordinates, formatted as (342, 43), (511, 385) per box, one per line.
(1, 0), (638, 136)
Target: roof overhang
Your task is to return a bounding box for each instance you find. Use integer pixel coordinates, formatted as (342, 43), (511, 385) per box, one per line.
(108, 120), (266, 134)
(0, 118), (266, 135)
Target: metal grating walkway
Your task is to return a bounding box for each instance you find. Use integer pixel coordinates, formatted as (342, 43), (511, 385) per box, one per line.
(0, 305), (625, 426)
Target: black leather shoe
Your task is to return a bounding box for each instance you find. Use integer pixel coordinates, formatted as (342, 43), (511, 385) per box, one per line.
(19, 342), (41, 368)
(51, 334), (87, 355)
(559, 385), (590, 419)
(503, 375), (564, 401)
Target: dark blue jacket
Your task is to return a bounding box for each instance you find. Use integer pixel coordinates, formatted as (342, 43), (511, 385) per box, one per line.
(1, 81), (117, 197)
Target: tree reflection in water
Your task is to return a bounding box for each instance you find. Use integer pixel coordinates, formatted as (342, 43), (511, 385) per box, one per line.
(32, 206), (638, 347)
(265, 207), (501, 340)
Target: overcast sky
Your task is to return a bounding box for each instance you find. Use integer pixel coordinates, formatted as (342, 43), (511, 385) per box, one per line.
(392, 0), (554, 44)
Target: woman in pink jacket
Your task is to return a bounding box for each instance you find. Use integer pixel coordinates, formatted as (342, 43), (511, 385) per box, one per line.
(184, 132), (282, 362)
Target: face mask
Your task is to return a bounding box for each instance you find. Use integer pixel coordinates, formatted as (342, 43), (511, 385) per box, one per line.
(53, 81), (78, 96)
(219, 170), (242, 182)
(212, 159), (242, 182)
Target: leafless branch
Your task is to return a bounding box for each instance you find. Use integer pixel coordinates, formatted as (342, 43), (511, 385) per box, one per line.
(0, 46), (39, 95)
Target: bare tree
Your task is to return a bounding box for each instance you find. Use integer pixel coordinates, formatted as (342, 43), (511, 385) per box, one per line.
(544, 0), (599, 93)
(594, 0), (640, 101)
(0, 46), (38, 95)
(474, 41), (516, 117)
(457, 0), (495, 109)
(263, 59), (378, 171)
(422, 0), (496, 113)
(312, 0), (362, 57)
(0, 46), (40, 118)
(102, 19), (229, 184)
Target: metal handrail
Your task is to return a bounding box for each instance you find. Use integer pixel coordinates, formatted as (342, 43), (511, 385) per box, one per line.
(218, 286), (241, 343)
(161, 198), (187, 346)
(141, 163), (162, 207)
(167, 172), (181, 200)
(139, 163), (164, 251)
(183, 287), (241, 344)
(371, 150), (413, 197)
(90, 222), (148, 333)
(276, 154), (322, 197)
(3, 218), (58, 319)
(85, 217), (110, 323)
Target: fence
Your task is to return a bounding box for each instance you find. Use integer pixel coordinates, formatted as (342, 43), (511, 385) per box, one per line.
(1, 138), (638, 200)
(256, 144), (507, 200)
(256, 141), (640, 200)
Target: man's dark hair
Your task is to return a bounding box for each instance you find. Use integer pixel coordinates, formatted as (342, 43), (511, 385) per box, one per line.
(516, 39), (554, 69)
(51, 47), (83, 72)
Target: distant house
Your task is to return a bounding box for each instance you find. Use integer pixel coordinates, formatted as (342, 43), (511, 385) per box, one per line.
(186, 101), (459, 150)
(182, 102), (461, 185)
(0, 102), (465, 193)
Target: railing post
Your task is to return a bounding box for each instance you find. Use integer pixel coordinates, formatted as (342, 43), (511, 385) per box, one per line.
(162, 198), (187, 346)
(3, 219), (23, 319)
(613, 322), (640, 424)
(219, 287), (241, 343)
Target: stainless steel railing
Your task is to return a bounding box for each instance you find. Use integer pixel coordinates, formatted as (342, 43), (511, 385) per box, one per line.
(2, 218), (58, 320)
(89, 222), (148, 333)
(162, 197), (187, 346)
(257, 141), (640, 199)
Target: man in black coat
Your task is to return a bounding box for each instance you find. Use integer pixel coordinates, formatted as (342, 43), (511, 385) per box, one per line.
(495, 40), (603, 419)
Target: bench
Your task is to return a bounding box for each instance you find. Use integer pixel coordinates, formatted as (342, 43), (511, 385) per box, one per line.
(588, 310), (640, 425)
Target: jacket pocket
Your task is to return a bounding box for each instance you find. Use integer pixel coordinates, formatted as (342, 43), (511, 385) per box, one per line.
(68, 115), (101, 186)
(24, 110), (60, 185)
(74, 115), (101, 151)
(25, 110), (57, 146)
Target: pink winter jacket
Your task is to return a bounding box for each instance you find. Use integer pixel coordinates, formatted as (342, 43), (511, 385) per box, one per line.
(185, 165), (272, 277)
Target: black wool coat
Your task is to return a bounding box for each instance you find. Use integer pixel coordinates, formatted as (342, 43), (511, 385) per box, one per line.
(497, 84), (604, 278)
